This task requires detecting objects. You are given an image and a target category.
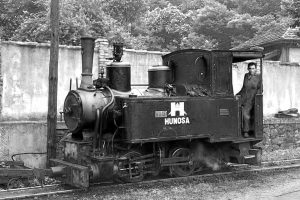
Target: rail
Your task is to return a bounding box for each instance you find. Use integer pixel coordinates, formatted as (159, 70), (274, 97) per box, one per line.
(1, 159), (300, 200)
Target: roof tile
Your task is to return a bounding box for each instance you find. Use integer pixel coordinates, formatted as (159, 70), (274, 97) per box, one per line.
(231, 26), (300, 50)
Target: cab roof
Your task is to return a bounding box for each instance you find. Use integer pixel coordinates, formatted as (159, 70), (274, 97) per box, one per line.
(162, 49), (264, 63)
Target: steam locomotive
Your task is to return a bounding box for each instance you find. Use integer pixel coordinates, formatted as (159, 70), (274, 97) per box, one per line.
(49, 37), (264, 188)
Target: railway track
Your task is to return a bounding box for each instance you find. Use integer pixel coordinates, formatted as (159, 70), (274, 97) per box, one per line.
(1, 159), (300, 200)
(0, 184), (83, 200)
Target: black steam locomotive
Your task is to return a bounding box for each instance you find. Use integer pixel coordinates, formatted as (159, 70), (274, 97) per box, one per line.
(50, 37), (264, 188)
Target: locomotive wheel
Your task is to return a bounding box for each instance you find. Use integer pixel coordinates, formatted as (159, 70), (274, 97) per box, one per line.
(169, 147), (195, 177)
(7, 178), (23, 189)
(117, 151), (144, 183)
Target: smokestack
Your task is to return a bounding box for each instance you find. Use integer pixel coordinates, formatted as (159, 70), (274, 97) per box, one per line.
(80, 36), (95, 90)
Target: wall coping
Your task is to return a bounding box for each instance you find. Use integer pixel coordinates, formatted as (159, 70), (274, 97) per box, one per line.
(0, 120), (47, 125)
(124, 48), (169, 55)
(280, 62), (300, 66)
(1, 41), (81, 49)
(0, 121), (66, 129)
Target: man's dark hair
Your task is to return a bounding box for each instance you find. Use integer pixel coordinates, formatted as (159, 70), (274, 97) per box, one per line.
(248, 62), (257, 69)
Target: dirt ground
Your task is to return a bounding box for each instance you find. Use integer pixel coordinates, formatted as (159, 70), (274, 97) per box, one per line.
(40, 168), (300, 200)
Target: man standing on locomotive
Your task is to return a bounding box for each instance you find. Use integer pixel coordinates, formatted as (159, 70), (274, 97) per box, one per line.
(236, 62), (261, 138)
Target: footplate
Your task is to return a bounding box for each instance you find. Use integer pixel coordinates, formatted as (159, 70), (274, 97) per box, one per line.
(50, 158), (90, 188)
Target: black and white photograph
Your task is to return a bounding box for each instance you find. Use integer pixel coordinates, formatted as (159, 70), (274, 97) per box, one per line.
(0, 0), (300, 199)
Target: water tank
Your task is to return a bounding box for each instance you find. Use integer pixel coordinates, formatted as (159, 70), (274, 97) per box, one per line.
(148, 65), (172, 88)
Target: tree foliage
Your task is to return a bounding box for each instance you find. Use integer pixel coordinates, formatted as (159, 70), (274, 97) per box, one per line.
(12, 0), (115, 45)
(103, 0), (147, 27)
(144, 4), (191, 51)
(281, 0), (300, 27)
(193, 1), (236, 49)
(234, 0), (282, 16)
(0, 0), (46, 40)
(0, 0), (298, 50)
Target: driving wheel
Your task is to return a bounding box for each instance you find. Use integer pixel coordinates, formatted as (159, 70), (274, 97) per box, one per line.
(7, 178), (23, 189)
(169, 147), (195, 177)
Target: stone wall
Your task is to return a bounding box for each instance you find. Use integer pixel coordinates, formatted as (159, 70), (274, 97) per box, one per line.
(95, 38), (110, 76)
(258, 118), (300, 161)
(56, 122), (67, 160)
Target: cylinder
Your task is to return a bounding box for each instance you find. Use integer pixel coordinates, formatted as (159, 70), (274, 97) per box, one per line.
(106, 62), (131, 92)
(90, 160), (117, 182)
(80, 36), (95, 90)
(148, 65), (172, 88)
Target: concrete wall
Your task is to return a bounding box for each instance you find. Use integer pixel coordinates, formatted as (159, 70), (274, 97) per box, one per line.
(233, 61), (300, 116)
(0, 41), (98, 121)
(0, 41), (98, 168)
(289, 48), (300, 63)
(122, 49), (166, 84)
(0, 121), (47, 168)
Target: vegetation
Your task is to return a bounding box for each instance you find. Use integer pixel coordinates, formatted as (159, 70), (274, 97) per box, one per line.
(0, 0), (299, 50)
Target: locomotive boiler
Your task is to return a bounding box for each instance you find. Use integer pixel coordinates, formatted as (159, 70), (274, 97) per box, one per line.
(49, 37), (264, 188)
